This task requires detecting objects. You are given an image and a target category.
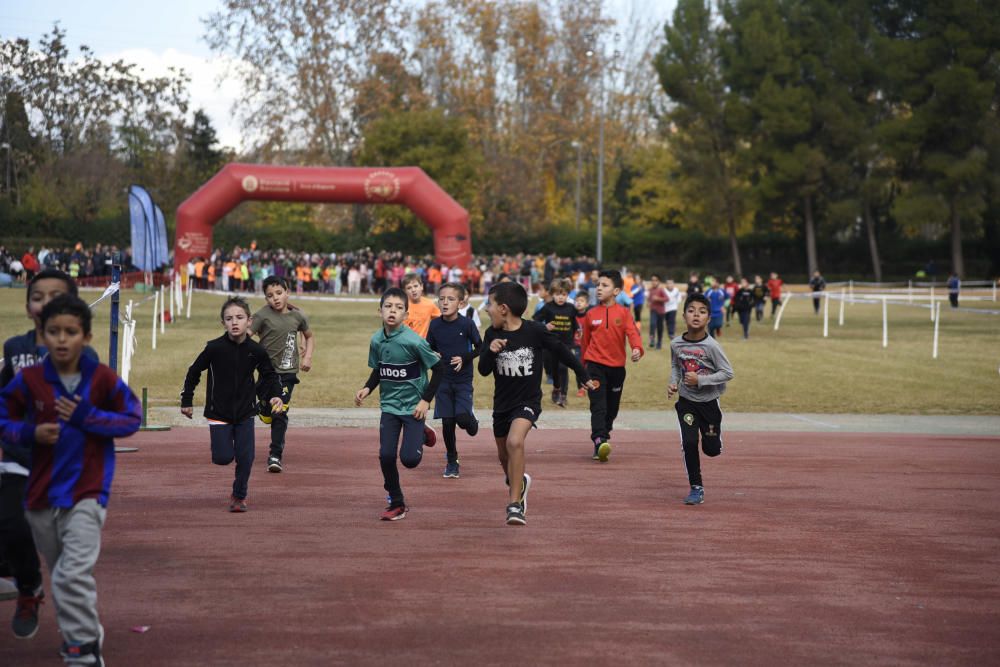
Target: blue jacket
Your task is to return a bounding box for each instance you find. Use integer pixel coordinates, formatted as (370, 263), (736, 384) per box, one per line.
(0, 354), (141, 509)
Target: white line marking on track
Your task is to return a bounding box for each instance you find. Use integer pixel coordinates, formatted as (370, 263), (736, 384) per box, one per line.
(786, 414), (841, 429)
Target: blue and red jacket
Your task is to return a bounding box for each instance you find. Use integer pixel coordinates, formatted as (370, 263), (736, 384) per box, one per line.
(0, 354), (141, 510)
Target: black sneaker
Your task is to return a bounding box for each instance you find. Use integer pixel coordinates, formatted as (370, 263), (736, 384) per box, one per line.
(505, 503), (526, 526)
(551, 388), (560, 404)
(267, 456), (283, 473)
(443, 462), (460, 479)
(12, 588), (43, 639)
(518, 473), (532, 515)
(466, 418), (479, 437)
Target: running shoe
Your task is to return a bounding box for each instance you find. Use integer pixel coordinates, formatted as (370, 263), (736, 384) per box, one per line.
(381, 504), (408, 521)
(423, 426), (437, 448)
(443, 462), (460, 479)
(505, 503), (526, 526)
(266, 456), (283, 473)
(228, 495), (248, 512)
(597, 441), (611, 463)
(12, 588), (44, 639)
(518, 473), (532, 515)
(684, 486), (705, 505)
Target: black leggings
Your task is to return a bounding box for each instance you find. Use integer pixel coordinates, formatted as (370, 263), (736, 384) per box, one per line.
(0, 473), (42, 595)
(585, 362), (626, 442)
(675, 396), (723, 487)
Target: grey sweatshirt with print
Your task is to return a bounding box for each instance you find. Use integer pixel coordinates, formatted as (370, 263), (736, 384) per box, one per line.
(668, 334), (734, 402)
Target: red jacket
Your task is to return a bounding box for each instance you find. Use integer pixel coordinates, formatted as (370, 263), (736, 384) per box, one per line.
(581, 302), (643, 367)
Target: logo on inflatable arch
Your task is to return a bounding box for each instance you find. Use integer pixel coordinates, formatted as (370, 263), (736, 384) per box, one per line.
(364, 170), (401, 202)
(241, 175), (259, 193)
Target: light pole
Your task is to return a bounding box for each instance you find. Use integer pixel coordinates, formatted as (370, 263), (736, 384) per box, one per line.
(571, 140), (582, 231)
(586, 34), (619, 265)
(586, 40), (604, 264)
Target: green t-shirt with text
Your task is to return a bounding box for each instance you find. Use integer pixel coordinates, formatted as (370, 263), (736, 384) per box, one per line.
(368, 324), (440, 416)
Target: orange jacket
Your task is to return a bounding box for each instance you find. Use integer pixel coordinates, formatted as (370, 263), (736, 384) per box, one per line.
(580, 302), (644, 367)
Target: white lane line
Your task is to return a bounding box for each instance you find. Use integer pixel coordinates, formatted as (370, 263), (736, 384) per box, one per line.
(786, 414), (841, 429)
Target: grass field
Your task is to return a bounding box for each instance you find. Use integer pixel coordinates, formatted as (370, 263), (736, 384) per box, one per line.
(1, 286), (998, 415)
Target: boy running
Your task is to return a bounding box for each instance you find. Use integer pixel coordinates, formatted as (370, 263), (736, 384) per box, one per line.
(181, 297), (284, 512)
(250, 276), (314, 473)
(705, 279), (727, 338)
(0, 294), (141, 665)
(580, 270), (644, 463)
(427, 282), (482, 479)
(402, 272), (441, 338)
(646, 274), (669, 350)
(533, 280), (579, 407)
(355, 288), (445, 521)
(1, 269), (98, 640)
(667, 293), (735, 505)
(478, 282), (595, 525)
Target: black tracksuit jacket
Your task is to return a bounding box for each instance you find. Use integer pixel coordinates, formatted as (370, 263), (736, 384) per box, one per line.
(181, 334), (281, 423)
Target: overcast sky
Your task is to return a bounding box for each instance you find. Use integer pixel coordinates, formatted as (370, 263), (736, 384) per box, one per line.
(2, 0), (676, 151)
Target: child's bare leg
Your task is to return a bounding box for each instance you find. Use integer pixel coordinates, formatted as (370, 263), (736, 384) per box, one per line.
(494, 436), (508, 472)
(504, 419), (533, 504)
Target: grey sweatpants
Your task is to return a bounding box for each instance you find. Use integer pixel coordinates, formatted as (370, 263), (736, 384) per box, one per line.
(26, 498), (107, 645)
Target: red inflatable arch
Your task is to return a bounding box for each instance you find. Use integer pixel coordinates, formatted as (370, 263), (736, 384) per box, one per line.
(173, 163), (472, 272)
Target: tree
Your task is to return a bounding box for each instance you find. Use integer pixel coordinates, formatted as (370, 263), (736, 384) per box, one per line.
(1, 27), (189, 228)
(875, 0), (1000, 277)
(0, 91), (34, 206)
(186, 109), (225, 183)
(357, 108), (482, 237)
(655, 0), (754, 275)
(204, 0), (408, 164)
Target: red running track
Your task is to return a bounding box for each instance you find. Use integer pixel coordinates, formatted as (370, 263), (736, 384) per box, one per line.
(2, 427), (999, 666)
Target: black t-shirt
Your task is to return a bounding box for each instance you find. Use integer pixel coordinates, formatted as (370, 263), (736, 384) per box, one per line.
(478, 320), (588, 414)
(532, 301), (579, 346)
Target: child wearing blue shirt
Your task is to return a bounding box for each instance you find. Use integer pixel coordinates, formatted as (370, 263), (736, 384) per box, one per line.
(427, 283), (482, 478)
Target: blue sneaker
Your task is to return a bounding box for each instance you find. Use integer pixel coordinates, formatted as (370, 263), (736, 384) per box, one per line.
(684, 486), (704, 505)
(443, 462), (460, 479)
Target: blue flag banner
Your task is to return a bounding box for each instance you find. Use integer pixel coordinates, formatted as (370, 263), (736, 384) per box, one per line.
(128, 185), (157, 271)
(154, 204), (169, 270)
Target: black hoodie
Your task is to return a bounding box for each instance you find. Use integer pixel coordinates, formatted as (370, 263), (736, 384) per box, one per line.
(181, 334), (281, 423)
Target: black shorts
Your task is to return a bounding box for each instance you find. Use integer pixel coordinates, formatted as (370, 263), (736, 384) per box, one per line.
(492, 404), (541, 438)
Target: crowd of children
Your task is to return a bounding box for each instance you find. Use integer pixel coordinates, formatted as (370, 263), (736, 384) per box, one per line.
(0, 261), (746, 664)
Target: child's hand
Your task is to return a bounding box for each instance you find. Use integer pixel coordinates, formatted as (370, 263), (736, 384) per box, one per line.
(269, 397), (284, 414)
(55, 394), (81, 421)
(489, 338), (508, 354)
(35, 423), (59, 445)
(583, 379), (599, 391)
(631, 348), (643, 362)
(354, 387), (370, 406)
(300, 355), (312, 372)
(181, 407), (193, 419)
(683, 371), (699, 387)
(450, 355), (463, 372)
(546, 322), (556, 331)
(413, 399), (429, 420)
(667, 383), (678, 399)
